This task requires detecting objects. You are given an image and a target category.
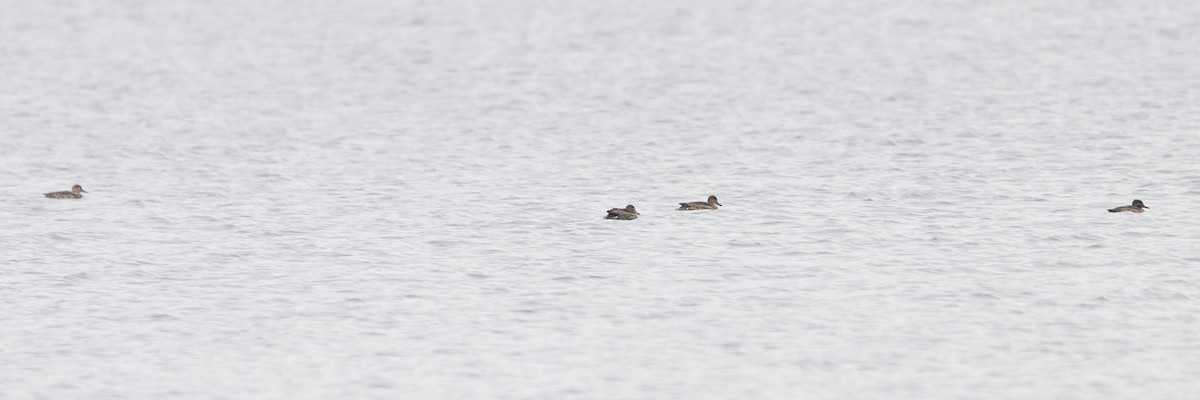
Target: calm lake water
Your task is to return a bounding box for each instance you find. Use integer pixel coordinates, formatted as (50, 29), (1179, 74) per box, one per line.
(3, 1), (1200, 399)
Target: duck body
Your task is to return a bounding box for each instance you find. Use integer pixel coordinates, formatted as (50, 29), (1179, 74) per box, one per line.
(44, 185), (87, 199)
(605, 205), (639, 220)
(678, 195), (721, 211)
(1108, 199), (1148, 213)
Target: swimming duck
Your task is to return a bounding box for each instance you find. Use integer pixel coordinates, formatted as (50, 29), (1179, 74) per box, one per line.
(44, 184), (87, 199)
(1108, 199), (1147, 213)
(605, 205), (639, 220)
(678, 195), (721, 211)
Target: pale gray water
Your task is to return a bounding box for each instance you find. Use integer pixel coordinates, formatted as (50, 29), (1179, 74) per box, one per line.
(3, 1), (1200, 399)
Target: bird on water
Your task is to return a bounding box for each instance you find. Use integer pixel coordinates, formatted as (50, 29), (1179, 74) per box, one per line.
(605, 205), (639, 220)
(678, 195), (721, 211)
(44, 184), (87, 199)
(1108, 199), (1148, 213)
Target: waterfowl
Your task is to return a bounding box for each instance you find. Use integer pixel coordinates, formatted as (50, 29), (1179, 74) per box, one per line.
(44, 184), (87, 199)
(605, 205), (639, 220)
(678, 195), (721, 211)
(1108, 199), (1148, 213)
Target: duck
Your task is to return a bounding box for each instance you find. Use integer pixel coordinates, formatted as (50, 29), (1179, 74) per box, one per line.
(605, 205), (639, 220)
(1108, 199), (1147, 213)
(678, 195), (721, 211)
(44, 184), (87, 199)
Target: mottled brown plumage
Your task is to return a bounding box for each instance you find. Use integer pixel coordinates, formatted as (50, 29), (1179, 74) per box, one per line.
(1108, 199), (1147, 213)
(44, 185), (87, 199)
(678, 195), (721, 211)
(605, 205), (639, 220)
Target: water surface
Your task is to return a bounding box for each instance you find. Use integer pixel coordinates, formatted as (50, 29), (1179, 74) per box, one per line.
(3, 1), (1200, 399)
